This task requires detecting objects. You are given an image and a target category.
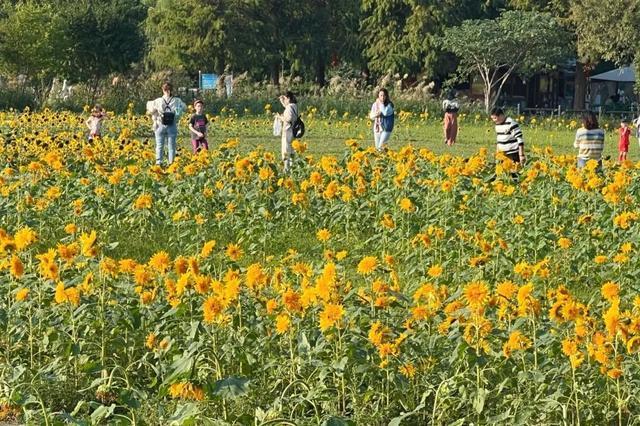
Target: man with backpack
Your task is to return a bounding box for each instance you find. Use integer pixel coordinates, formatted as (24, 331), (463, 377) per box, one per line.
(148, 82), (187, 166)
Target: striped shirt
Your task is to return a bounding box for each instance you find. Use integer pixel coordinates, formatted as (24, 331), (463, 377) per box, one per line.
(574, 128), (605, 160)
(495, 117), (524, 155)
(442, 99), (459, 113)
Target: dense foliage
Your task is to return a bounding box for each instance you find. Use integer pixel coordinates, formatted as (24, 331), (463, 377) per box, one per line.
(0, 0), (638, 99)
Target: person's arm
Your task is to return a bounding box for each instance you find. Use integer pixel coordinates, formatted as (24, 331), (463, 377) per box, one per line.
(174, 98), (187, 119)
(573, 130), (580, 149)
(518, 145), (526, 164)
(511, 121), (525, 163)
(146, 99), (158, 116)
(368, 103), (379, 120)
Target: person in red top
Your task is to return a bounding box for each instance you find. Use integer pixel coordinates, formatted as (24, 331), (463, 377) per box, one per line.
(618, 118), (631, 163)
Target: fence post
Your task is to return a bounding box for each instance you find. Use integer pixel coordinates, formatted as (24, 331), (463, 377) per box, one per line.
(557, 105), (561, 117)
(517, 103), (520, 116)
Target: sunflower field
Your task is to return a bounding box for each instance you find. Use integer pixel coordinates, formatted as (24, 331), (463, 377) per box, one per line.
(1, 109), (640, 425)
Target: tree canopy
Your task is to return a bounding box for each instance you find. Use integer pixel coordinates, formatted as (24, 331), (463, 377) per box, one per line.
(0, 0), (637, 98)
(442, 10), (572, 111)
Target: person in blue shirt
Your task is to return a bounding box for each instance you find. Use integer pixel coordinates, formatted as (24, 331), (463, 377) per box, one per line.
(369, 88), (394, 151)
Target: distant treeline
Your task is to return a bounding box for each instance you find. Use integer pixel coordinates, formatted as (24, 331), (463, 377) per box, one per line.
(0, 0), (637, 109)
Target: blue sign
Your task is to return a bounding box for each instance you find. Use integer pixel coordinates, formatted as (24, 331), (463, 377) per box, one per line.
(200, 73), (218, 90)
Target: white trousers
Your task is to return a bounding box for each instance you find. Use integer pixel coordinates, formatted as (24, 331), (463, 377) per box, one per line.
(281, 129), (293, 170)
(374, 131), (392, 151)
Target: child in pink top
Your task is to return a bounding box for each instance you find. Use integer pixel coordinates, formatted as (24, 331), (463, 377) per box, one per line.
(85, 105), (105, 142)
(618, 118), (631, 162)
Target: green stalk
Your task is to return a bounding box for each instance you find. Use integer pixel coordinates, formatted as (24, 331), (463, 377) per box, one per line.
(571, 365), (580, 426)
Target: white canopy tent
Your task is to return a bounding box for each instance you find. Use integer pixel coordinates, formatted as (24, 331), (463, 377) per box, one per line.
(590, 66), (636, 82)
(588, 67), (637, 109)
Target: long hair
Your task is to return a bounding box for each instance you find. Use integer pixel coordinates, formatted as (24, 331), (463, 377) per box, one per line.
(379, 88), (391, 107)
(582, 111), (599, 130)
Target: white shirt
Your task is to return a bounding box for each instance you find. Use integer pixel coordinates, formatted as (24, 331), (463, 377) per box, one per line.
(281, 103), (298, 132)
(148, 95), (187, 127)
(86, 116), (103, 135)
(369, 101), (393, 133)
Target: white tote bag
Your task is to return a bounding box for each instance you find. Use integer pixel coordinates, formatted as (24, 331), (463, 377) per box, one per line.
(273, 116), (282, 136)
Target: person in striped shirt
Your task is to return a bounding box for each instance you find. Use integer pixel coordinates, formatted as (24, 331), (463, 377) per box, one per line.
(574, 111), (604, 170)
(490, 108), (525, 165)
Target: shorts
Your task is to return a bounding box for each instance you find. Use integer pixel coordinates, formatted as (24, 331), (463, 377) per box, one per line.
(191, 138), (209, 153)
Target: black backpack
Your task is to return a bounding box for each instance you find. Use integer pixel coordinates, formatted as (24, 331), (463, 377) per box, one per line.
(161, 97), (175, 125)
(291, 106), (305, 138)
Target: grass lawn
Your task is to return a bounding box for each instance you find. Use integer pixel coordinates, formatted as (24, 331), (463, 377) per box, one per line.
(210, 114), (635, 161)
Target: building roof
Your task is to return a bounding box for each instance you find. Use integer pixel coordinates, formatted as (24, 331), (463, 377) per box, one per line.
(590, 66), (635, 82)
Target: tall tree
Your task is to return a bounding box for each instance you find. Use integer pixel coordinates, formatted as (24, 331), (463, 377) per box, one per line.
(144, 0), (226, 73)
(359, 0), (501, 80)
(289, 0), (362, 86)
(509, 0), (640, 107)
(223, 0), (296, 84)
(442, 10), (571, 112)
(59, 0), (146, 97)
(571, 0), (639, 67)
(0, 1), (66, 100)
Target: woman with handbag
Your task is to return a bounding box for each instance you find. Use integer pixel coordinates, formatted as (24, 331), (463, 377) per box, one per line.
(147, 82), (186, 166)
(275, 91), (298, 171)
(369, 88), (394, 151)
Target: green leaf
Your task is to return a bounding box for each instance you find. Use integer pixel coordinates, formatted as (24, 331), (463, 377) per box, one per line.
(321, 417), (355, 426)
(211, 377), (250, 399)
(163, 353), (195, 386)
(90, 404), (116, 424)
(168, 403), (201, 424)
(297, 332), (311, 356)
(473, 388), (487, 414)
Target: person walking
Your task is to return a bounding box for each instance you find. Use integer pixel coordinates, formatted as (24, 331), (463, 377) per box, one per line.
(574, 111), (605, 170)
(148, 82), (186, 166)
(369, 88), (394, 151)
(490, 107), (525, 180)
(275, 91), (298, 171)
(442, 91), (459, 146)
